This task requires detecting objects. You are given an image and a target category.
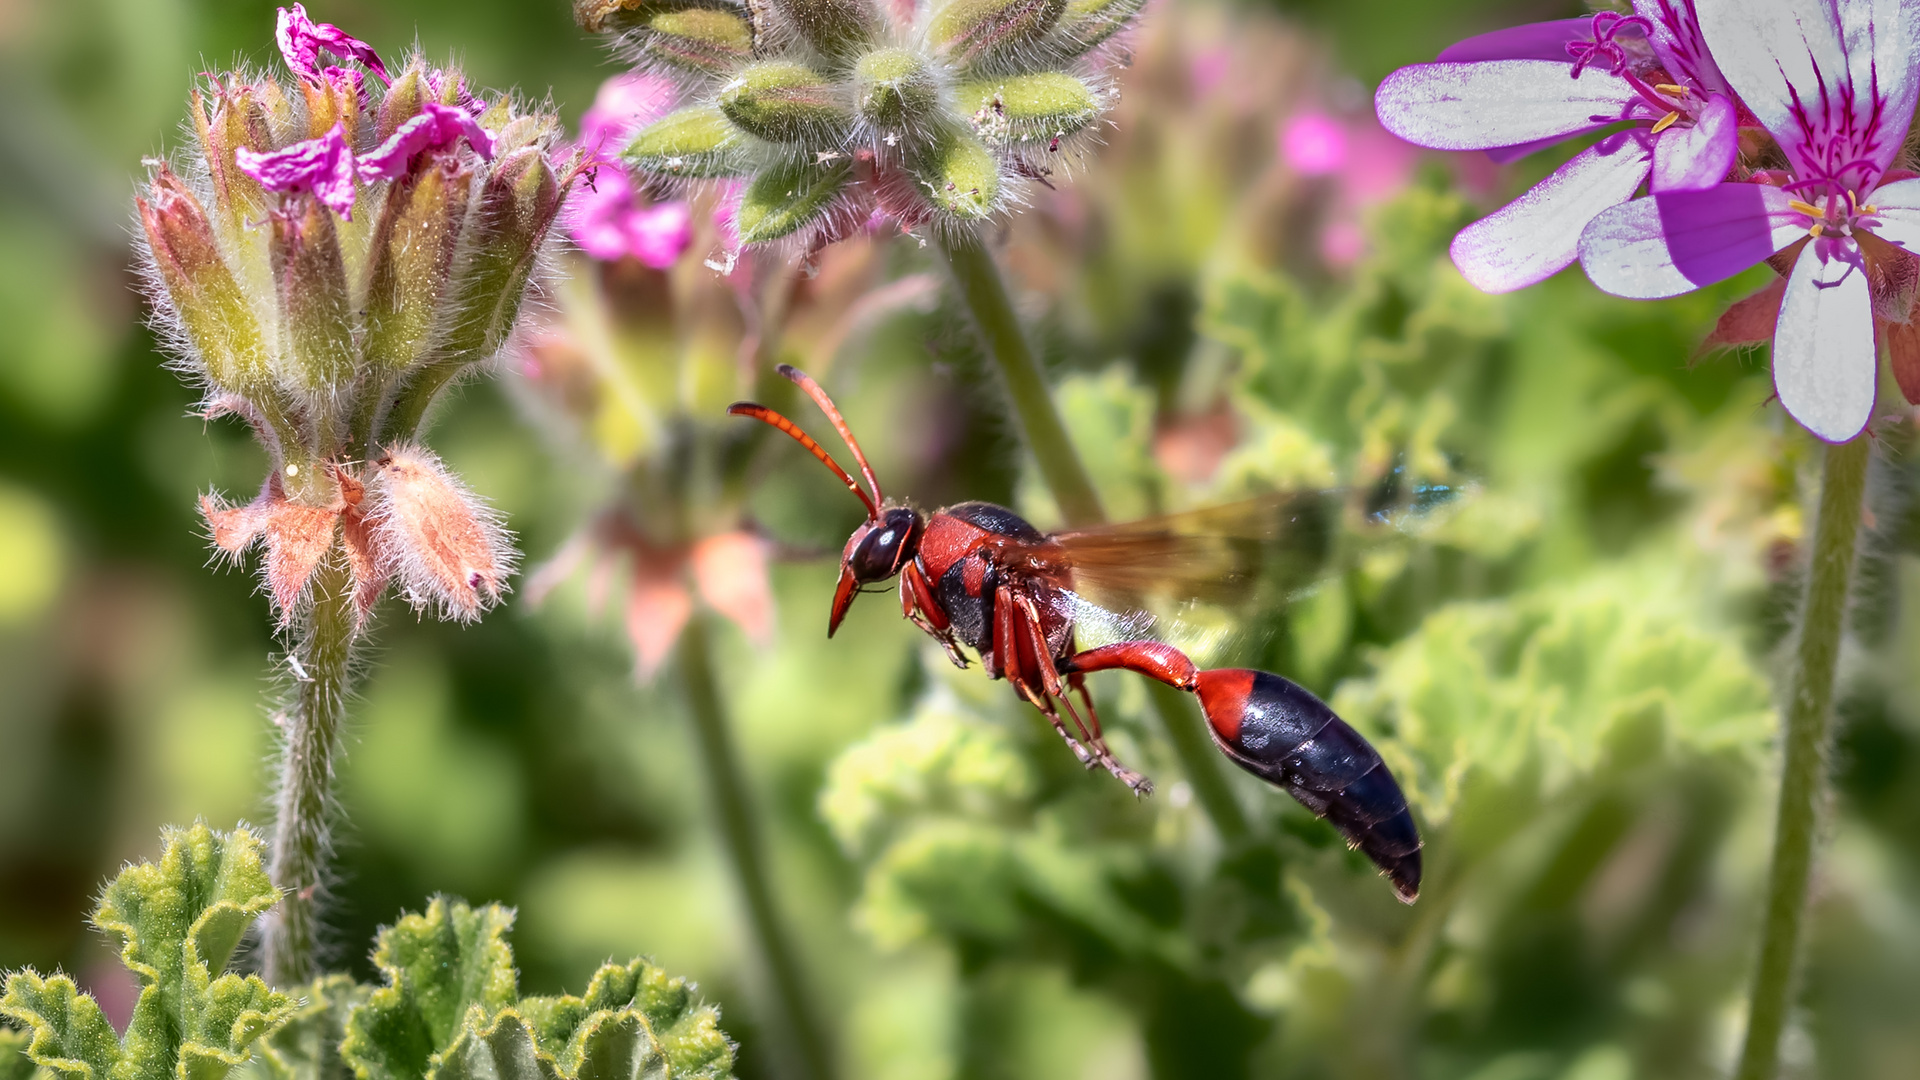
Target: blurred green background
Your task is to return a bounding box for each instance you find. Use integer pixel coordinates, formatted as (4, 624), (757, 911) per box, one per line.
(3, 1), (1919, 1079)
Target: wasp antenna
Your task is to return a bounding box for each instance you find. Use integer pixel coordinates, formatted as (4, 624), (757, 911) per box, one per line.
(728, 401), (880, 520)
(775, 364), (884, 512)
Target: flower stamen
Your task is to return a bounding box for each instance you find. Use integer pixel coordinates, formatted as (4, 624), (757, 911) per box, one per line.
(1651, 111), (1682, 134)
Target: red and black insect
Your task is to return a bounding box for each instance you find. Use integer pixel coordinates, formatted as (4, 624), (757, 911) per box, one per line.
(730, 365), (1422, 903)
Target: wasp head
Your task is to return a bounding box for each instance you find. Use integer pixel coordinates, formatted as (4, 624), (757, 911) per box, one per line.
(831, 505), (922, 636)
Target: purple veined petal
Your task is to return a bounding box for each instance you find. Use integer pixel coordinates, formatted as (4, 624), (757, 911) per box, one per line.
(1449, 130), (1653, 293)
(234, 121), (358, 219)
(1376, 60), (1636, 152)
(1650, 93), (1737, 191)
(1633, 0), (1728, 93)
(355, 103), (495, 184)
(1437, 18), (1594, 62)
(1865, 176), (1920, 251)
(1696, 0), (1920, 188)
(1579, 182), (1804, 298)
(1773, 238), (1877, 442)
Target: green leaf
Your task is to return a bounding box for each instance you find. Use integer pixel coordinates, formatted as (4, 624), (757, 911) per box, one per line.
(427, 1013), (554, 1080)
(733, 158), (852, 245)
(340, 900), (517, 1080)
(243, 976), (367, 1080)
(517, 960), (732, 1080)
(0, 973), (122, 1080)
(0, 1027), (39, 1080)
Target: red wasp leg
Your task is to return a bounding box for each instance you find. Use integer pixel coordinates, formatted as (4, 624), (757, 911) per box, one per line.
(994, 583), (1095, 767)
(1059, 641), (1199, 692)
(1006, 593), (1151, 792)
(1057, 675), (1153, 795)
(901, 561), (968, 669)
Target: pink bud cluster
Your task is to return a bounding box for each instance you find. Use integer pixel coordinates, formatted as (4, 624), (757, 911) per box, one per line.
(140, 6), (575, 630)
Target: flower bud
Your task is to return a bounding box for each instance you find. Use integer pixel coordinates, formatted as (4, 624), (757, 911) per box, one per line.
(735, 157), (853, 243)
(370, 444), (515, 622)
(1048, 0), (1143, 56)
(719, 62), (850, 145)
(376, 64), (427, 142)
(625, 105), (752, 177)
(364, 160), (473, 374)
(919, 131), (998, 218)
(441, 146), (564, 363)
(959, 72), (1099, 144)
(191, 83), (275, 227)
(769, 0), (876, 61)
(632, 7), (756, 75)
(853, 49), (938, 132)
(270, 195), (356, 401)
(139, 168), (273, 395)
(929, 0), (1067, 71)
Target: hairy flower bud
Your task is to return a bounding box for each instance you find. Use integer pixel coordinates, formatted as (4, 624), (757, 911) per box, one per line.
(736, 157), (854, 243)
(719, 63), (851, 145)
(771, 0), (877, 60)
(1049, 0), (1144, 56)
(959, 72), (1099, 145)
(929, 0), (1066, 70)
(635, 7), (756, 74)
(271, 196), (356, 403)
(364, 160), (472, 373)
(624, 105), (751, 176)
(369, 445), (515, 622)
(441, 146), (564, 361)
(920, 131), (998, 219)
(854, 48), (938, 132)
(138, 168), (273, 395)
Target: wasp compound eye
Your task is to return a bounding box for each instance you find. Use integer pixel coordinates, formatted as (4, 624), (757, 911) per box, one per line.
(849, 507), (920, 582)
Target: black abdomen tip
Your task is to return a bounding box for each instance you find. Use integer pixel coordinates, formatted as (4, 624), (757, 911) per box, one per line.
(1195, 668), (1424, 902)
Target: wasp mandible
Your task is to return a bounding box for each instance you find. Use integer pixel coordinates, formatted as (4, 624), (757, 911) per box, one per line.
(730, 365), (1423, 902)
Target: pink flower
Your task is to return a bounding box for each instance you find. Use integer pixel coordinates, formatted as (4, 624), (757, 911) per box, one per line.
(579, 72), (678, 161)
(235, 122), (357, 218)
(357, 102), (495, 183)
(276, 3), (387, 85)
(565, 74), (693, 267)
(1282, 113), (1348, 176)
(1376, 1), (1742, 292)
(1579, 0), (1920, 442)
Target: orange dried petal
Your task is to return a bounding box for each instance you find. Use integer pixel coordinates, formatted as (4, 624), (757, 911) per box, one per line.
(691, 531), (775, 644)
(369, 444), (516, 622)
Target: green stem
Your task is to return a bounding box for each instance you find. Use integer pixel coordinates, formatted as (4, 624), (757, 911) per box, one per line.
(934, 228), (1251, 843)
(678, 614), (833, 1080)
(935, 230), (1103, 529)
(263, 552), (357, 988)
(1733, 434), (1869, 1080)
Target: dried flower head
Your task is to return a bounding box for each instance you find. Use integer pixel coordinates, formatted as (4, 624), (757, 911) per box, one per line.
(141, 6), (575, 626)
(576, 0), (1143, 257)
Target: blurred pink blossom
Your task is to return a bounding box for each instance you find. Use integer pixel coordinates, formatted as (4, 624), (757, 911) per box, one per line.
(1279, 109), (1422, 266)
(566, 73), (692, 268)
(1282, 112), (1348, 176)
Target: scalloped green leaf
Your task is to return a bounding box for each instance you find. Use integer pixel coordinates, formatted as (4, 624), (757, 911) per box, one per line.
(427, 1013), (555, 1080)
(514, 960), (731, 1080)
(340, 900), (517, 1080)
(243, 976), (367, 1080)
(0, 974), (122, 1080)
(0, 1027), (37, 1080)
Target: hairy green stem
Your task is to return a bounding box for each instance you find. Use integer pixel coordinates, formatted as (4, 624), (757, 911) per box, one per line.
(936, 231), (1103, 529)
(1734, 434), (1868, 1080)
(263, 552), (356, 988)
(678, 614), (832, 1080)
(935, 229), (1252, 843)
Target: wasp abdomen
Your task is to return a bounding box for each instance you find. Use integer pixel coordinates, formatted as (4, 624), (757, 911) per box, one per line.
(1194, 668), (1423, 903)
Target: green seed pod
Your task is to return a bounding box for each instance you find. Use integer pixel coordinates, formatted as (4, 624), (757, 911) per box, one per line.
(363, 163), (474, 375)
(443, 147), (565, 363)
(769, 0), (877, 61)
(718, 62), (851, 144)
(1047, 0), (1144, 57)
(376, 64), (427, 142)
(638, 7), (756, 75)
(928, 0), (1067, 71)
(270, 197), (355, 401)
(137, 168), (271, 395)
(190, 83), (273, 231)
(853, 48), (939, 132)
(919, 131), (999, 219)
(957, 72), (1100, 144)
(735, 157), (853, 244)
(626, 105), (754, 177)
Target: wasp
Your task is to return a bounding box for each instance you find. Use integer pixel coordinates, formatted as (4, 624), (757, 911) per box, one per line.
(730, 365), (1422, 902)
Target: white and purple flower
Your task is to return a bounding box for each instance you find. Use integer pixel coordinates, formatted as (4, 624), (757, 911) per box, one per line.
(1375, 1), (1742, 293)
(1579, 0), (1920, 442)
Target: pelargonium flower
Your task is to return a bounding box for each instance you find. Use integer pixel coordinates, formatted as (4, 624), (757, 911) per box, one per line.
(1579, 0), (1920, 442)
(141, 7), (579, 625)
(567, 73), (695, 267)
(1375, 1), (1742, 292)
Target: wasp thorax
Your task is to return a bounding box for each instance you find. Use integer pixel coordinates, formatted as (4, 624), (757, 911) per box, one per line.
(584, 0), (1136, 250)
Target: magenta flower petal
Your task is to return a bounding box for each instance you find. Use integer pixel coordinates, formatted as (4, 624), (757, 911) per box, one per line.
(276, 3), (387, 85)
(1579, 183), (1803, 299)
(1376, 60), (1636, 152)
(628, 202), (694, 269)
(1866, 177), (1920, 251)
(1775, 241), (1876, 442)
(1650, 93), (1737, 191)
(1696, 0), (1919, 191)
(235, 122), (357, 218)
(1485, 134), (1595, 164)
(1448, 131), (1652, 293)
(1436, 17), (1595, 62)
(356, 103), (494, 183)
(1635, 0), (1728, 97)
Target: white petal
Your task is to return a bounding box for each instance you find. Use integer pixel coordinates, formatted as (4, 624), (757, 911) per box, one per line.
(1579, 182), (1803, 299)
(1375, 61), (1636, 151)
(1868, 176), (1920, 250)
(1774, 241), (1878, 442)
(1696, 0), (1920, 183)
(1449, 132), (1651, 293)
